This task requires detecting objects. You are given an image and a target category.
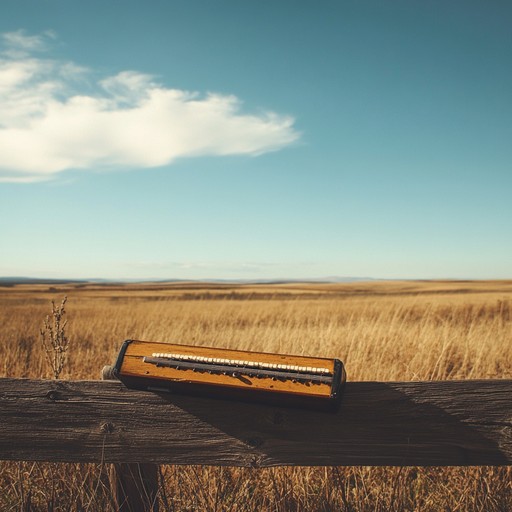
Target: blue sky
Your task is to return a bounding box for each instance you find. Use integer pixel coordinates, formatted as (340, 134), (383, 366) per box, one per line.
(0, 0), (511, 280)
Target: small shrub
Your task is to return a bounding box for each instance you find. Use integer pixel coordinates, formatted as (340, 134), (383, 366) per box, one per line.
(40, 296), (69, 379)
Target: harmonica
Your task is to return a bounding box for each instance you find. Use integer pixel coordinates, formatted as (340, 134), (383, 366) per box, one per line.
(113, 340), (346, 410)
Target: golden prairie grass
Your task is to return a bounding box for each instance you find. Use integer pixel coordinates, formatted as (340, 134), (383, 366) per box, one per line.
(0, 280), (511, 511)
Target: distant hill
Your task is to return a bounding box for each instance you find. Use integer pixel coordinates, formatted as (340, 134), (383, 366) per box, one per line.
(0, 277), (91, 287)
(0, 276), (377, 287)
(195, 277), (377, 284)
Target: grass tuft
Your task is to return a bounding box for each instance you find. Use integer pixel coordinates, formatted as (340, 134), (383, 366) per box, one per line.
(39, 297), (69, 380)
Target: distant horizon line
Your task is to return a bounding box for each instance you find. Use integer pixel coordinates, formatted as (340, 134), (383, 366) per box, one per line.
(1, 276), (509, 286)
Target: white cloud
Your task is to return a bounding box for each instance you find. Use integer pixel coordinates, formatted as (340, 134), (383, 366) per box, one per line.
(0, 31), (300, 183)
(1, 29), (55, 57)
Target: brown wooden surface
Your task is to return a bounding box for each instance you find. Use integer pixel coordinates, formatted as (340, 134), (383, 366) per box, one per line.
(0, 378), (511, 466)
(109, 463), (159, 512)
(125, 340), (336, 370)
(121, 356), (332, 397)
(102, 367), (159, 512)
(121, 340), (335, 398)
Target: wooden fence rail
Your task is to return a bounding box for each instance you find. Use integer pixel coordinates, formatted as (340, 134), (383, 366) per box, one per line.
(1, 378), (511, 467)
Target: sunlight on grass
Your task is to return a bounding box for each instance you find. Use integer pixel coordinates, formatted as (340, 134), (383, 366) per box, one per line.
(1, 280), (511, 510)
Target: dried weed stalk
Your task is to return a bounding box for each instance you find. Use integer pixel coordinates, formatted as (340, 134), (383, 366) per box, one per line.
(40, 296), (69, 379)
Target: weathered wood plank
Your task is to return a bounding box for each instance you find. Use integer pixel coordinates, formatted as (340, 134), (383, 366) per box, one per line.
(109, 463), (159, 512)
(0, 378), (510, 466)
(102, 366), (159, 512)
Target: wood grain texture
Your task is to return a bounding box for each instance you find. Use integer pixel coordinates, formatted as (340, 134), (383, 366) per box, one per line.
(121, 356), (332, 397)
(124, 340), (336, 370)
(0, 378), (511, 466)
(102, 367), (159, 512)
(120, 339), (335, 398)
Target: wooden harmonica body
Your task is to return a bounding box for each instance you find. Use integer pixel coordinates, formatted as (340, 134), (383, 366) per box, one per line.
(113, 340), (346, 410)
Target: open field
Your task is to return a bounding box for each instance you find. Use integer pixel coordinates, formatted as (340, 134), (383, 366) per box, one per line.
(1, 280), (511, 510)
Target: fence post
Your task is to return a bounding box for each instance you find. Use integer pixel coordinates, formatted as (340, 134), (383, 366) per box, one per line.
(102, 366), (160, 512)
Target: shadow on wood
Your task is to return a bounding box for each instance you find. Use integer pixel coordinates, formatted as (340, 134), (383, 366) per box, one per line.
(148, 380), (512, 466)
(0, 378), (510, 466)
(110, 463), (158, 512)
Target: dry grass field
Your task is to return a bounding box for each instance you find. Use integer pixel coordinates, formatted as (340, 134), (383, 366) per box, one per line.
(0, 280), (511, 511)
